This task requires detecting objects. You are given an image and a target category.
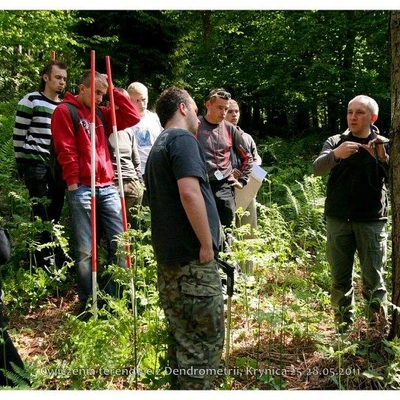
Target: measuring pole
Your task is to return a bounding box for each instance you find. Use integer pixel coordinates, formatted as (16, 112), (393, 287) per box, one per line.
(105, 56), (136, 318)
(105, 56), (132, 269)
(90, 50), (98, 319)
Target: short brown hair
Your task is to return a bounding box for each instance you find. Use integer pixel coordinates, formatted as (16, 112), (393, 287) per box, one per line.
(156, 87), (192, 127)
(40, 60), (68, 91)
(79, 71), (108, 89)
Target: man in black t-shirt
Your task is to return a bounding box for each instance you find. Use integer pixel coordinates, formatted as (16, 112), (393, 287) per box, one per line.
(144, 87), (224, 390)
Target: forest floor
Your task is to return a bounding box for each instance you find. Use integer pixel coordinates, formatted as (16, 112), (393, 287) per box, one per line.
(6, 284), (391, 391)
(10, 289), (79, 368)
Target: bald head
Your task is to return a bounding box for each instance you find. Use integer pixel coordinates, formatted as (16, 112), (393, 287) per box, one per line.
(348, 95), (379, 116)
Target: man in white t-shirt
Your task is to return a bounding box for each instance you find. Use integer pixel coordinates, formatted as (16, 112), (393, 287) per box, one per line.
(127, 82), (163, 175)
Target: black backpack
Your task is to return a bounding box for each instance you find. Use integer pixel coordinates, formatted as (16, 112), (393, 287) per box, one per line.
(49, 103), (107, 188)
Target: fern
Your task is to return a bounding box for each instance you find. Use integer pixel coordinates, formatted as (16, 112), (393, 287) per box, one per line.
(0, 362), (31, 389)
(0, 137), (15, 177)
(282, 183), (300, 218)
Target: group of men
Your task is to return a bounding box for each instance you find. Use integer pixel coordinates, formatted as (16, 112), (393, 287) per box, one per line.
(5, 58), (391, 390)
(9, 60), (261, 389)
(13, 62), (164, 306)
(145, 87), (264, 389)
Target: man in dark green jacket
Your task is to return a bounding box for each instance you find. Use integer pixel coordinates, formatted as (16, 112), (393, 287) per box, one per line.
(313, 95), (389, 333)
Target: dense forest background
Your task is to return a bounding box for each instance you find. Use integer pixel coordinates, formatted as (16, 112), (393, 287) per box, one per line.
(0, 10), (399, 390)
(0, 10), (391, 138)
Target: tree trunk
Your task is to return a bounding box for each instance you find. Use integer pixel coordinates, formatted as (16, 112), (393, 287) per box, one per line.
(200, 11), (212, 44)
(252, 100), (261, 133)
(389, 11), (400, 339)
(326, 97), (340, 133)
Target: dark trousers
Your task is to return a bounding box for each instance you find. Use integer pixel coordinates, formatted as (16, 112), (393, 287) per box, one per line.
(23, 162), (65, 267)
(1, 287), (28, 386)
(23, 162), (65, 224)
(0, 324), (28, 386)
(210, 180), (235, 228)
(326, 218), (388, 325)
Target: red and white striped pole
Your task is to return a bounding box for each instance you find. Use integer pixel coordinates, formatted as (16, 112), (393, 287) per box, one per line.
(105, 56), (137, 316)
(105, 56), (132, 270)
(90, 50), (98, 318)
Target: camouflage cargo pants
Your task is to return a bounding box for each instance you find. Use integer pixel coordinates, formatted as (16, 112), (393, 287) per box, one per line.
(157, 259), (225, 390)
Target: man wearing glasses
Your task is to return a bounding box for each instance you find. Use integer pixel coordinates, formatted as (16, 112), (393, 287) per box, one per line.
(197, 88), (253, 230)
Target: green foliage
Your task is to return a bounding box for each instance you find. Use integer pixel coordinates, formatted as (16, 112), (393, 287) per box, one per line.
(2, 264), (67, 313)
(0, 11), (87, 99)
(166, 10), (389, 136)
(24, 267), (169, 389)
(73, 10), (178, 101)
(0, 10), (391, 135)
(0, 13), (398, 389)
(0, 359), (31, 389)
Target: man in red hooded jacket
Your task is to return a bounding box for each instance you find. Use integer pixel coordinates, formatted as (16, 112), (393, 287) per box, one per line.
(51, 71), (140, 310)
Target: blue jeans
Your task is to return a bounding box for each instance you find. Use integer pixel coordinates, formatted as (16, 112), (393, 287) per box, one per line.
(67, 185), (126, 303)
(326, 218), (388, 325)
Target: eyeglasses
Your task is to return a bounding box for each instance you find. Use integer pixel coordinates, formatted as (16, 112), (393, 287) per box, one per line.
(208, 90), (231, 100)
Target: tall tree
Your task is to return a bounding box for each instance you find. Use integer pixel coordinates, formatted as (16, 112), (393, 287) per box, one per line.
(0, 10), (391, 139)
(74, 10), (177, 103)
(390, 10), (400, 339)
(0, 10), (82, 99)
(168, 10), (390, 138)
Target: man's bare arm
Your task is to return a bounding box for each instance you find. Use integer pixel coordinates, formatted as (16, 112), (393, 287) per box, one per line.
(178, 176), (214, 263)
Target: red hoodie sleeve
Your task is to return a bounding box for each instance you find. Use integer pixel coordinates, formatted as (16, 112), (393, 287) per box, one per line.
(51, 104), (80, 187)
(101, 88), (141, 135)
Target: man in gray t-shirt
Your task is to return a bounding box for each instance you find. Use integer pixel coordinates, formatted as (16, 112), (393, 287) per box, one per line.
(108, 89), (144, 228)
